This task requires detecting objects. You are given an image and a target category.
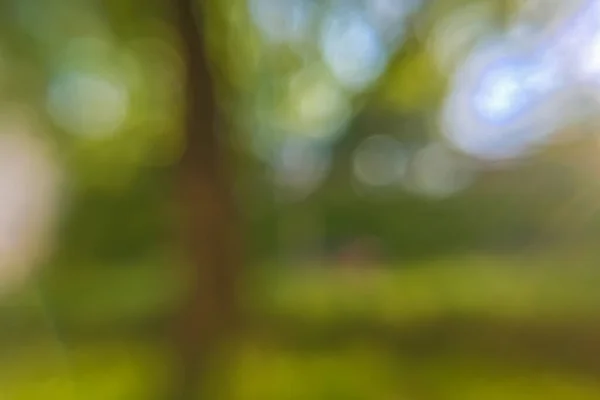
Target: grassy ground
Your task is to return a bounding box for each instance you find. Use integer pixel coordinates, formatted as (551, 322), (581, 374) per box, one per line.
(2, 255), (600, 398)
(2, 338), (600, 399)
(263, 255), (600, 322)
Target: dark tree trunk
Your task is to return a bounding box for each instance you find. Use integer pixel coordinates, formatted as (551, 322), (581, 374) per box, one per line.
(169, 0), (240, 398)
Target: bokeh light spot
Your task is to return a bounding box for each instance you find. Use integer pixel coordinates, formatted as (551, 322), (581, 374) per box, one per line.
(431, 2), (495, 73)
(365, 0), (420, 44)
(352, 135), (407, 187)
(281, 66), (352, 142)
(406, 142), (476, 198)
(321, 8), (387, 91)
(47, 70), (129, 138)
(0, 113), (62, 292)
(473, 62), (531, 124)
(274, 138), (331, 201)
(249, 0), (314, 44)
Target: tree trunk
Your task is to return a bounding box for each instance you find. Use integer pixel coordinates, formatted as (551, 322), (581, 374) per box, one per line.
(170, 0), (240, 398)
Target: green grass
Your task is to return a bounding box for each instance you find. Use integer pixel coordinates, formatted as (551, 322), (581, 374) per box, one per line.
(0, 341), (166, 399)
(5, 254), (598, 329)
(2, 339), (600, 399)
(2, 255), (600, 398)
(264, 256), (600, 323)
(232, 342), (600, 400)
